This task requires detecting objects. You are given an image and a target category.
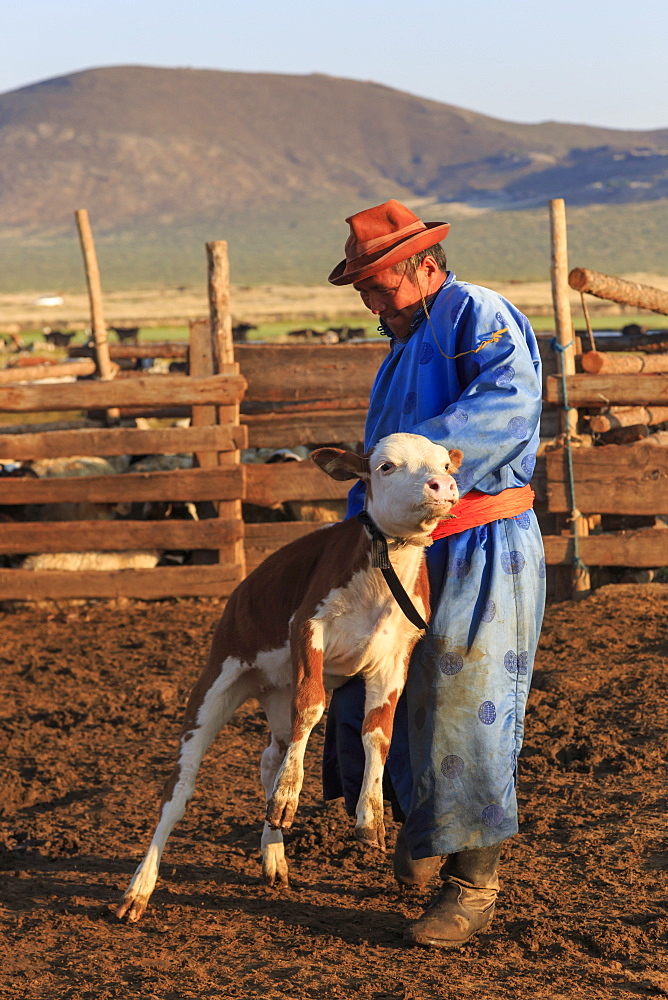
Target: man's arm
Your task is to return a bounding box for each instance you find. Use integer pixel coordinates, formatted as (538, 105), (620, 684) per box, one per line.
(412, 292), (542, 495)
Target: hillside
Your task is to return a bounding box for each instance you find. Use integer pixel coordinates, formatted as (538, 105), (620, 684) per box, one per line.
(1, 66), (667, 288)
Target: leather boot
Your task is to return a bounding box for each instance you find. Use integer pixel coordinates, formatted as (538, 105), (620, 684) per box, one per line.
(392, 825), (442, 888)
(403, 843), (502, 948)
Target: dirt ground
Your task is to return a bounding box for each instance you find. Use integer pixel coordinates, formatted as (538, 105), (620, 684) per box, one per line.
(1, 583), (667, 1000)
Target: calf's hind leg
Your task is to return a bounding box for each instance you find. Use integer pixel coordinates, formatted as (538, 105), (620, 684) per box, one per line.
(259, 686), (292, 886)
(266, 619), (325, 831)
(116, 659), (255, 922)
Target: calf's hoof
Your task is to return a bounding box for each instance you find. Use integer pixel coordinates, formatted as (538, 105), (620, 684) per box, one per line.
(354, 823), (386, 852)
(262, 844), (290, 887)
(115, 893), (148, 923)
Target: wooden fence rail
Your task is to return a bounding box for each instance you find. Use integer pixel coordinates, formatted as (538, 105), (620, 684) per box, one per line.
(545, 234), (668, 594)
(0, 240), (248, 601)
(4, 225), (666, 601)
(546, 443), (668, 515)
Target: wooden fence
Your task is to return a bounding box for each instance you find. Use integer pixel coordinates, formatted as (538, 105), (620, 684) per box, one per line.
(542, 201), (668, 592)
(3, 204), (667, 601)
(543, 350), (668, 574)
(0, 327), (247, 600)
(4, 321), (667, 600)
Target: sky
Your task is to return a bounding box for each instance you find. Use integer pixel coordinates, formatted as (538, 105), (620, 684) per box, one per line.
(2, 0), (667, 131)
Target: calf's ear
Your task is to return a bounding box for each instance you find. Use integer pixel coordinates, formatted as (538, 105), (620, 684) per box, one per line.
(448, 448), (464, 471)
(310, 447), (370, 482)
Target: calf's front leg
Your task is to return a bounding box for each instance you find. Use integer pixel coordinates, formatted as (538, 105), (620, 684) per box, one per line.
(266, 619), (325, 830)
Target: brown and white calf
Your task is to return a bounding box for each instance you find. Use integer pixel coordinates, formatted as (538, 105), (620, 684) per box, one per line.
(115, 432), (462, 922)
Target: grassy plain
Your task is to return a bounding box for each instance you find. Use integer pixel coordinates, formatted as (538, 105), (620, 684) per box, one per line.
(2, 275), (668, 340)
(3, 198), (668, 294)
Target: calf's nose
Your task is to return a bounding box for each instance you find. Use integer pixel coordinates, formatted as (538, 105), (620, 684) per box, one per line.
(425, 475), (458, 500)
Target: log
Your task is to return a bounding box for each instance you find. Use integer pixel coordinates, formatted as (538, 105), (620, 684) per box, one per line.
(243, 409), (367, 448)
(207, 242), (234, 369)
(189, 318), (221, 466)
(244, 521), (321, 573)
(549, 200), (578, 438)
(545, 373), (668, 407)
(244, 462), (349, 508)
(0, 424), (247, 461)
(204, 247), (245, 574)
(0, 373), (247, 412)
(592, 332), (668, 354)
(546, 443), (668, 514)
(75, 208), (116, 421)
(0, 465), (243, 505)
(587, 406), (668, 433)
(637, 430), (668, 447)
(241, 396), (371, 415)
(0, 418), (105, 436)
(0, 359), (96, 384)
(234, 342), (386, 402)
(581, 352), (668, 375)
(569, 268), (668, 316)
(0, 564), (241, 601)
(0, 518), (242, 554)
(70, 343), (189, 360)
(543, 527), (668, 567)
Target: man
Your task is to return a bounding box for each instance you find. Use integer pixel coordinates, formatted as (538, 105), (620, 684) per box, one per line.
(323, 199), (545, 948)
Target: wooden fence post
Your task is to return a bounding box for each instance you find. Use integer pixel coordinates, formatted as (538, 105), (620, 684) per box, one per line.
(75, 209), (119, 423)
(207, 241), (234, 368)
(75, 209), (114, 382)
(206, 241), (246, 578)
(548, 199), (590, 597)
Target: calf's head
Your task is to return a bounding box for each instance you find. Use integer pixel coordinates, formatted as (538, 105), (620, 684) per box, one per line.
(311, 432), (462, 541)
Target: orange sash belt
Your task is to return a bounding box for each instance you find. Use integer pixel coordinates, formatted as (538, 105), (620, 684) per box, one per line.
(432, 484), (535, 540)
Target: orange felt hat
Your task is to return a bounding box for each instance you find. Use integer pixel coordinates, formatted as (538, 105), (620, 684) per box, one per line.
(328, 199), (450, 286)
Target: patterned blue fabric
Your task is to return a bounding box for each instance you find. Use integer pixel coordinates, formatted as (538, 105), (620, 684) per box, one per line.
(322, 273), (546, 858)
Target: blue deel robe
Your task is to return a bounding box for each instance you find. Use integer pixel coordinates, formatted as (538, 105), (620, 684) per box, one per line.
(322, 272), (546, 859)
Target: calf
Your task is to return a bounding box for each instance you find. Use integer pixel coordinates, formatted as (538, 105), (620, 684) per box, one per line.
(115, 432), (462, 922)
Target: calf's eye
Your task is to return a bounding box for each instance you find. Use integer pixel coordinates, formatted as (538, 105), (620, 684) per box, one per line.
(380, 462), (395, 473)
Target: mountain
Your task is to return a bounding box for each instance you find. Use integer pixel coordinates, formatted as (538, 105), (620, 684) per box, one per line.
(1, 65), (667, 289)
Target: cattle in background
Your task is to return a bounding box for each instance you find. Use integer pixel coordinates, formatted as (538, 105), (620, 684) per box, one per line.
(110, 326), (141, 345)
(232, 322), (257, 343)
(115, 432), (462, 922)
(286, 325), (366, 344)
(43, 329), (77, 349)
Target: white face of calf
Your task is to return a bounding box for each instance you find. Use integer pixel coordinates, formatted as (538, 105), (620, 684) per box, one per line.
(366, 434), (462, 538)
(311, 432), (462, 541)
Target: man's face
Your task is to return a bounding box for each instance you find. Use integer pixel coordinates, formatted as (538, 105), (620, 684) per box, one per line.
(353, 259), (443, 340)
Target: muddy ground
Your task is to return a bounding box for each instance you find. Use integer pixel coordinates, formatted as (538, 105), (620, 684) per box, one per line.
(1, 584), (667, 999)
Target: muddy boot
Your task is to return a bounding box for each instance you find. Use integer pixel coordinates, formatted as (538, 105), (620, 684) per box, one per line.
(403, 843), (502, 948)
(392, 825), (442, 888)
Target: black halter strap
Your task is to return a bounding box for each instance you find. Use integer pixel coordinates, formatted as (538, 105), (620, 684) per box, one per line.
(357, 511), (428, 632)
